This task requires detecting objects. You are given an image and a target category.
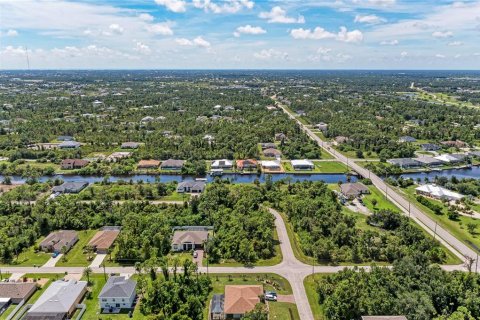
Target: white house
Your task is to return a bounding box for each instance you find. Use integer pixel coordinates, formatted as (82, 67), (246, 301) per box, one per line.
(415, 184), (464, 201)
(211, 159), (233, 169)
(261, 160), (281, 170)
(291, 159), (314, 170)
(434, 154), (462, 163)
(98, 276), (137, 310)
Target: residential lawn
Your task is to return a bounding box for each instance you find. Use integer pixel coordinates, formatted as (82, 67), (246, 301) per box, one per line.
(204, 273), (293, 320)
(56, 230), (97, 267)
(160, 192), (190, 201)
(399, 185), (480, 254)
(81, 274), (146, 320)
(362, 185), (400, 213)
(269, 302), (301, 320)
(334, 148), (380, 160)
(104, 252), (193, 267)
(0, 238), (51, 267)
(205, 226), (283, 267)
(0, 304), (17, 320)
(304, 274), (329, 320)
(282, 161), (347, 174)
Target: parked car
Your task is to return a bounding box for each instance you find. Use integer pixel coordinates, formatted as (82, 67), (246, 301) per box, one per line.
(51, 252), (59, 258)
(193, 251), (198, 258)
(265, 291), (277, 301)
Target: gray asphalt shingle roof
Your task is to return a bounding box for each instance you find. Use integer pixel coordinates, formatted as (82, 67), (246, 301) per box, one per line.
(99, 276), (137, 299)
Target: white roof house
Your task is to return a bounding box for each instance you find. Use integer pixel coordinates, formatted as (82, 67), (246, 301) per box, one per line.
(211, 159), (233, 169)
(291, 159), (314, 169)
(434, 154), (461, 163)
(415, 184), (464, 201)
(261, 160), (281, 169)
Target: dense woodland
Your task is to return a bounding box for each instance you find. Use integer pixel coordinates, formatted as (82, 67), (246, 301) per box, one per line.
(316, 254), (480, 320)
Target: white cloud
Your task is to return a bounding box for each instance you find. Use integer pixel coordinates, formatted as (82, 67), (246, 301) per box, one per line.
(1, 46), (26, 55)
(432, 31), (453, 38)
(400, 51), (408, 57)
(154, 0), (186, 13)
(380, 39), (399, 45)
(145, 23), (173, 35)
(133, 41), (151, 54)
(448, 41), (463, 46)
(108, 23), (124, 34)
(253, 48), (288, 60)
(193, 0), (254, 14)
(175, 36), (211, 48)
(139, 13), (154, 22)
(367, 0), (396, 6)
(309, 47), (352, 63)
(233, 25), (266, 37)
(291, 26), (363, 43)
(435, 53), (446, 58)
(259, 6), (305, 24)
(354, 14), (386, 24)
(5, 29), (19, 37)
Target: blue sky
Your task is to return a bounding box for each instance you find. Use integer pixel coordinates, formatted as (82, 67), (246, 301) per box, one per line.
(1, 0), (480, 69)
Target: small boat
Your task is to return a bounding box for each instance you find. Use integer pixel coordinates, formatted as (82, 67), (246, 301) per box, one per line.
(209, 169), (224, 176)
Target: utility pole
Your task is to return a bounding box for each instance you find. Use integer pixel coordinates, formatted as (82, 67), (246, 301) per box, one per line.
(433, 222), (438, 240)
(102, 262), (107, 282)
(408, 202), (411, 217)
(476, 254), (479, 273)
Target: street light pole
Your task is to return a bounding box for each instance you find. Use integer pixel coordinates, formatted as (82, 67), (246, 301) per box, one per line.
(433, 222), (438, 240)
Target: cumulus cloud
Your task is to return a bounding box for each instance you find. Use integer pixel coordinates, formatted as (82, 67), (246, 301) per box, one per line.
(4, 29), (19, 37)
(400, 51), (408, 58)
(145, 23), (173, 35)
(366, 0), (396, 6)
(133, 41), (151, 54)
(448, 41), (463, 46)
(253, 48), (288, 60)
(432, 31), (453, 38)
(380, 39), (399, 45)
(154, 0), (186, 13)
(233, 25), (266, 37)
(309, 47), (352, 63)
(291, 26), (363, 43)
(354, 14), (386, 24)
(435, 53), (446, 58)
(175, 36), (211, 48)
(193, 0), (254, 14)
(139, 13), (154, 22)
(259, 6), (304, 24)
(108, 23), (124, 34)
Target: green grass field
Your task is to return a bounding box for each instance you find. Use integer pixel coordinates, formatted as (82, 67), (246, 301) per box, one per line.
(362, 185), (400, 213)
(304, 274), (330, 320)
(56, 230), (97, 267)
(0, 238), (51, 267)
(282, 161), (347, 174)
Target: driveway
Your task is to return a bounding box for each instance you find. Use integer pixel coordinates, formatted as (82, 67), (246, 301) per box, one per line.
(42, 254), (63, 267)
(89, 254), (107, 268)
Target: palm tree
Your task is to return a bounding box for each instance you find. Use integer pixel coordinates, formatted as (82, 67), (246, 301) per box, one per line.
(83, 267), (92, 285)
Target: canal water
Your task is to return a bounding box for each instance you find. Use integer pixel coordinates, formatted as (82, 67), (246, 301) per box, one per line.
(401, 166), (480, 181)
(2, 173), (358, 185)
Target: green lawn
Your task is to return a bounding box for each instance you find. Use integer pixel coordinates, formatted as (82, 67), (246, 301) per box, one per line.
(304, 274), (329, 320)
(269, 302), (301, 320)
(362, 185), (399, 213)
(204, 273), (294, 320)
(160, 192), (191, 201)
(56, 230), (97, 267)
(0, 238), (51, 267)
(0, 304), (17, 320)
(81, 274), (146, 320)
(399, 185), (480, 254)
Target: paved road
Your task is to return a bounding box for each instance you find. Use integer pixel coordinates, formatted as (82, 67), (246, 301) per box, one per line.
(274, 96), (479, 269)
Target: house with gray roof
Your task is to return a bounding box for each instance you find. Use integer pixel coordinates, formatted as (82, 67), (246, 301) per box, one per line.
(160, 159), (185, 170)
(340, 183), (370, 199)
(398, 136), (416, 143)
(40, 230), (78, 253)
(177, 181), (205, 193)
(58, 141), (81, 149)
(420, 143), (441, 151)
(120, 142), (140, 149)
(25, 280), (87, 320)
(210, 294), (225, 320)
(172, 230), (209, 251)
(387, 158), (422, 169)
(52, 182), (89, 194)
(99, 276), (137, 310)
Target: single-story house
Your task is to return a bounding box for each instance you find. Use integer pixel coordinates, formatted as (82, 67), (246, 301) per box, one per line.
(441, 140), (466, 148)
(263, 148), (282, 158)
(106, 152), (131, 162)
(434, 154), (463, 163)
(261, 160), (281, 171)
(415, 184), (464, 201)
(340, 182), (370, 198)
(469, 151), (480, 158)
(211, 159), (233, 170)
(314, 122), (328, 132)
(291, 159), (315, 170)
(177, 181), (206, 193)
(224, 285), (263, 319)
(450, 153), (469, 162)
(236, 159), (258, 170)
(60, 159), (89, 170)
(25, 280), (87, 320)
(137, 159), (161, 169)
(414, 157), (444, 167)
(260, 143), (276, 150)
(160, 159), (185, 170)
(210, 294), (225, 320)
(88, 227), (121, 254)
(0, 282), (37, 303)
(57, 135), (75, 141)
(40, 230), (78, 253)
(99, 276), (137, 310)
(52, 182), (89, 194)
(172, 230), (209, 251)
(387, 158), (422, 169)
(334, 136), (349, 144)
(121, 142), (140, 149)
(420, 143), (441, 151)
(361, 317), (407, 320)
(58, 141), (81, 149)
(398, 136), (416, 143)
